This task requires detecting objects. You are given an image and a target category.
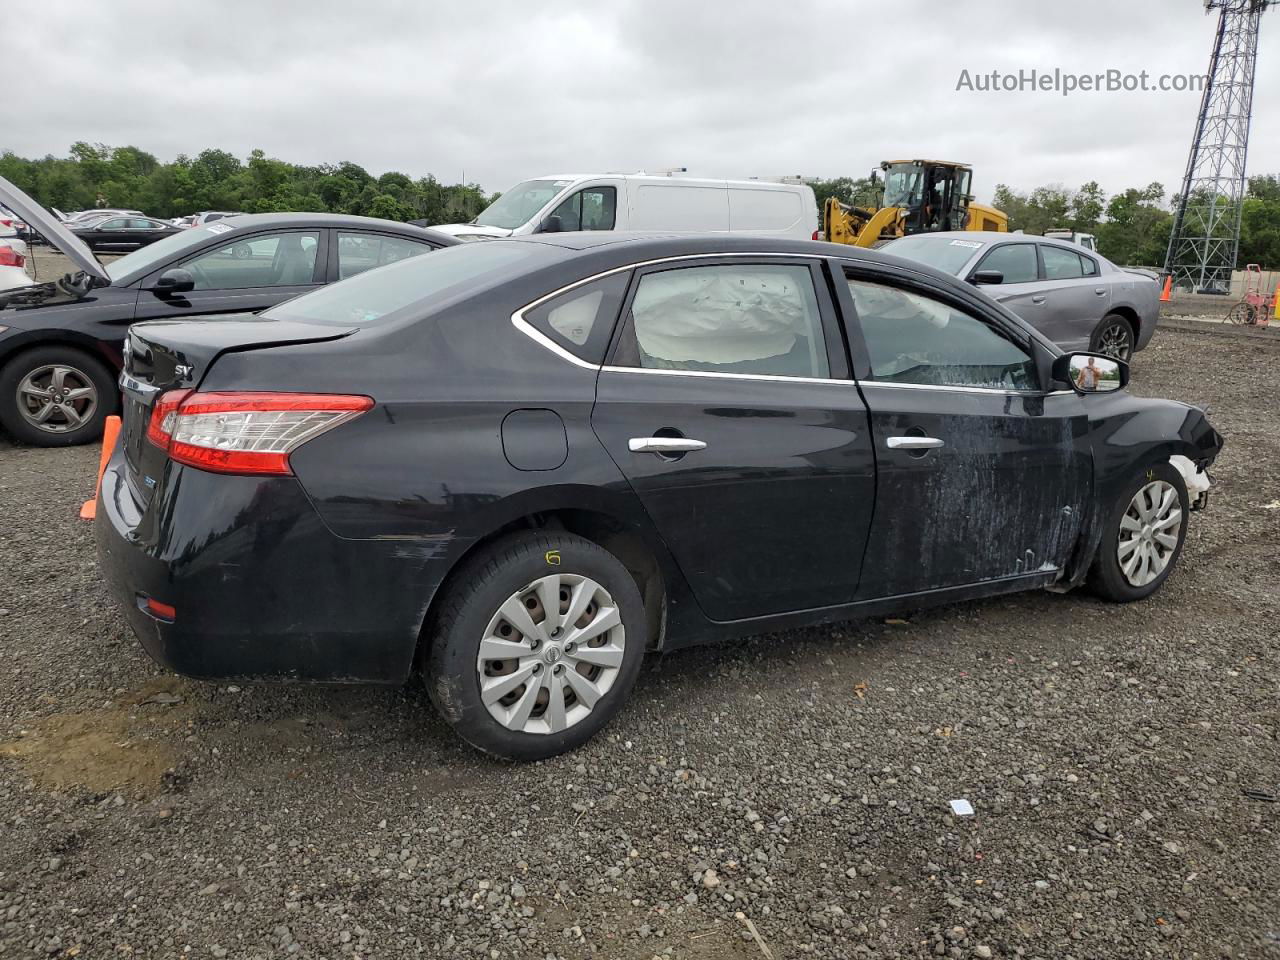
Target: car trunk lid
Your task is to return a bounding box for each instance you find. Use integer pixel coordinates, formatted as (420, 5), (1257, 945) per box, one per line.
(0, 175), (110, 285)
(120, 317), (357, 505)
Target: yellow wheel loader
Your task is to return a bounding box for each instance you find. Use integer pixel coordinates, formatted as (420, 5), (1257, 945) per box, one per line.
(825, 159), (1008, 248)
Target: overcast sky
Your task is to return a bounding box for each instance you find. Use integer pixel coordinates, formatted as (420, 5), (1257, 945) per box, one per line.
(7, 0), (1278, 203)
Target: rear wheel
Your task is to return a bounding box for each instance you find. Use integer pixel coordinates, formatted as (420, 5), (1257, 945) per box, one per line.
(1090, 313), (1135, 361)
(1088, 462), (1189, 602)
(425, 531), (647, 761)
(0, 346), (115, 446)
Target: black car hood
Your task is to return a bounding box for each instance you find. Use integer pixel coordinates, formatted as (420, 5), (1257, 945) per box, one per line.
(0, 175), (110, 285)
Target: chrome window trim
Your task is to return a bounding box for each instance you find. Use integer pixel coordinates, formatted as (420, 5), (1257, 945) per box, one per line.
(509, 252), (1077, 398)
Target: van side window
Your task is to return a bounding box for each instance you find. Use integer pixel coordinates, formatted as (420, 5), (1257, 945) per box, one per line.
(548, 187), (617, 232)
(523, 272), (629, 363)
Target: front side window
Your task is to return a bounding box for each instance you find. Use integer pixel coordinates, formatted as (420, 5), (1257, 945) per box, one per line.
(547, 187), (617, 232)
(1041, 245), (1086, 280)
(183, 231), (320, 290)
(614, 263), (829, 378)
(975, 243), (1039, 283)
(337, 232), (432, 280)
(847, 278), (1036, 391)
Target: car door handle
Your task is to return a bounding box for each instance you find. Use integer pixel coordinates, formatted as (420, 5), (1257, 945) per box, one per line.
(629, 437), (708, 454)
(1094, 287), (1107, 295)
(886, 436), (945, 450)
(1031, 295), (1048, 304)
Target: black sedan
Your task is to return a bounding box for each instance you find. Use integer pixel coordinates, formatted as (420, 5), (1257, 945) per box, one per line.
(0, 176), (457, 445)
(68, 215), (183, 250)
(94, 233), (1223, 761)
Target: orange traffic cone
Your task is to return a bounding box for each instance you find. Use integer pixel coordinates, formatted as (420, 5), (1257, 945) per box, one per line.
(80, 415), (122, 520)
(1160, 275), (1173, 302)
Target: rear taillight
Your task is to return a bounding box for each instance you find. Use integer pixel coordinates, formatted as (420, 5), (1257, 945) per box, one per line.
(145, 391), (373, 475)
(0, 246), (24, 268)
(811, 230), (820, 241)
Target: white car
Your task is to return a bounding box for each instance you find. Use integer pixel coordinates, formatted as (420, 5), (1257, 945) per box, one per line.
(185, 211), (244, 228)
(0, 238), (32, 291)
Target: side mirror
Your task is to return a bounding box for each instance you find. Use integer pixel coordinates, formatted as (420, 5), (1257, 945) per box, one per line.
(149, 268), (195, 294)
(968, 269), (1004, 285)
(1054, 351), (1128, 394)
(539, 215), (563, 234)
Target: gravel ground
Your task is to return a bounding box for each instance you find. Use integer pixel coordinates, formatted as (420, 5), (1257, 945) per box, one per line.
(1, 322), (1278, 960)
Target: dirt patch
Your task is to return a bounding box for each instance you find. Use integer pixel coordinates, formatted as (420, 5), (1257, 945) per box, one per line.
(0, 678), (190, 795)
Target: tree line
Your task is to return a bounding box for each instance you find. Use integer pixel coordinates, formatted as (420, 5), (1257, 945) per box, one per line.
(0, 143), (495, 226)
(2, 144), (1277, 269)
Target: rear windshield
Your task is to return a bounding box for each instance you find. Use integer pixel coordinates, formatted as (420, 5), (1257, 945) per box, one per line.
(264, 241), (548, 327)
(880, 235), (985, 276)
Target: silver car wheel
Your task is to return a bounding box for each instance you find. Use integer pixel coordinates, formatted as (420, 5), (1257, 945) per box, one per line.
(16, 364), (99, 434)
(1117, 480), (1181, 587)
(1097, 320), (1133, 361)
(476, 573), (625, 735)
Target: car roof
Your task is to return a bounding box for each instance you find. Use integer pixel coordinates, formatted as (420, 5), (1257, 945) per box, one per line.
(913, 230), (1098, 253)
(211, 212), (459, 245)
(494, 232), (943, 279)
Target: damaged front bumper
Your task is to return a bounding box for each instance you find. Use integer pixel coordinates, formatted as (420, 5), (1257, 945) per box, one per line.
(1170, 454), (1212, 511)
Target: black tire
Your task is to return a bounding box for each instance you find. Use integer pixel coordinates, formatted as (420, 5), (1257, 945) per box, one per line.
(0, 346), (116, 447)
(425, 531), (647, 761)
(1090, 313), (1135, 361)
(1088, 462), (1189, 603)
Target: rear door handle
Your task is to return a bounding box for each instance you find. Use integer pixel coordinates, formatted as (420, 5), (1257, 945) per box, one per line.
(1095, 287), (1107, 295)
(1031, 295), (1048, 304)
(886, 436), (945, 450)
(629, 437), (708, 454)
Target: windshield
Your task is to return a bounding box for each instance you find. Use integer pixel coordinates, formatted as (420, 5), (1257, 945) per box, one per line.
(880, 235), (985, 275)
(473, 179), (572, 229)
(882, 165), (924, 208)
(264, 241), (550, 327)
(105, 224), (236, 283)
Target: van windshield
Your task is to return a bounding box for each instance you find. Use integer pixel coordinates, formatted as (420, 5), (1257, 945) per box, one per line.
(474, 179), (572, 230)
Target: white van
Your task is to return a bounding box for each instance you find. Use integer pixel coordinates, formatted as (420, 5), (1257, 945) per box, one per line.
(1044, 229), (1098, 252)
(435, 174), (819, 242)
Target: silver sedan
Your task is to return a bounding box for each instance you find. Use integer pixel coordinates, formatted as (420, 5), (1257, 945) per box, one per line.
(880, 231), (1160, 360)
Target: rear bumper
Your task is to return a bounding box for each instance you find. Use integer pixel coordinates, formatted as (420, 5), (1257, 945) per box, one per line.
(94, 449), (453, 683)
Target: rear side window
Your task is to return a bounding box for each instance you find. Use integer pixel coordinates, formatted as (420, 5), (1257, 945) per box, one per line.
(613, 263), (829, 378)
(523, 273), (629, 363)
(337, 232), (432, 280)
(1041, 245), (1086, 280)
(975, 243), (1039, 283)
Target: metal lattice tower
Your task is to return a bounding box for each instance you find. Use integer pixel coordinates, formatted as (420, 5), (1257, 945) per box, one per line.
(1165, 0), (1272, 294)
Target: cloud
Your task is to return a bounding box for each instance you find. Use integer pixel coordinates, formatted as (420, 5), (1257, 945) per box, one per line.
(4, 0), (1277, 202)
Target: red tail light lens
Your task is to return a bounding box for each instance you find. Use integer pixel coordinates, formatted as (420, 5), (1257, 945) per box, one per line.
(0, 246), (24, 268)
(146, 391), (373, 475)
(811, 230), (820, 241)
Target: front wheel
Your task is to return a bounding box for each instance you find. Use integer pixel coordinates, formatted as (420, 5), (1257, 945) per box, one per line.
(425, 532), (647, 761)
(1090, 313), (1135, 361)
(1088, 462), (1189, 602)
(0, 346), (115, 446)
